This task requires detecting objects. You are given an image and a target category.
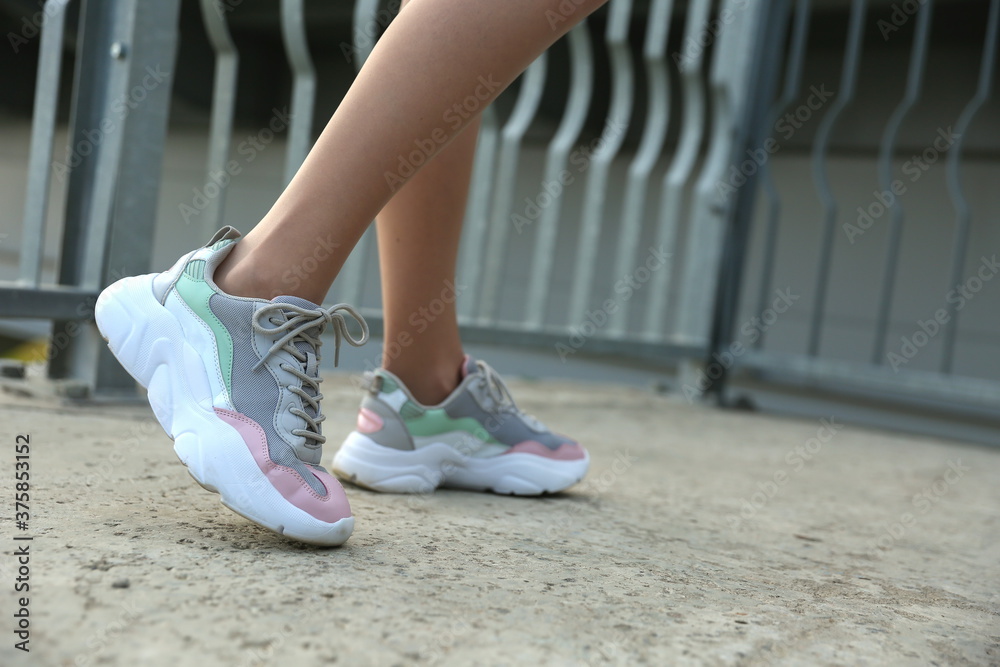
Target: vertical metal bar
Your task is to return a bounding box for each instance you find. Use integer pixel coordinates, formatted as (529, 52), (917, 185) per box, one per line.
(807, 0), (867, 356)
(477, 56), (549, 323)
(457, 106), (500, 320)
(351, 0), (381, 65)
(704, 0), (792, 398)
(280, 0), (316, 185)
(44, 0), (111, 384)
(19, 0), (72, 287)
(566, 0), (634, 323)
(675, 0), (764, 345)
(523, 24), (594, 329)
(93, 0), (182, 394)
(941, 0), (999, 373)
(643, 0), (711, 339)
(101, 1), (181, 288)
(607, 0), (673, 339)
(50, 0), (181, 392)
(754, 0), (812, 348)
(198, 0), (239, 233)
(871, 0), (934, 365)
(56, 0), (134, 295)
(335, 0), (383, 306)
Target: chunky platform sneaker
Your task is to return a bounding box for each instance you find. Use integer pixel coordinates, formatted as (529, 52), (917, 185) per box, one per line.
(94, 226), (368, 545)
(332, 356), (589, 495)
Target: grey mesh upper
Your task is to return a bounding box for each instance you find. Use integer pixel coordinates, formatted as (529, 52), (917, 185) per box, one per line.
(443, 388), (572, 450)
(209, 292), (368, 495)
(360, 393), (415, 451)
(367, 357), (574, 451)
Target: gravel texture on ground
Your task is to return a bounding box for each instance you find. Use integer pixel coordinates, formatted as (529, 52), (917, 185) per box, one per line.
(0, 372), (997, 666)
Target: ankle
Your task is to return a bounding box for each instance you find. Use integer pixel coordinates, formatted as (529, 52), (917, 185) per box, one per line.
(213, 243), (324, 303)
(386, 355), (463, 405)
(213, 247), (263, 299)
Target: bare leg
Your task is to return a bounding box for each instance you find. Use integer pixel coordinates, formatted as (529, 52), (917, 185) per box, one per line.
(366, 0), (477, 405)
(376, 114), (480, 404)
(214, 0), (608, 304)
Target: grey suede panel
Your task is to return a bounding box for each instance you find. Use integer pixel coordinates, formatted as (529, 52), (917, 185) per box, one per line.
(208, 294), (328, 496)
(360, 394), (415, 451)
(442, 386), (572, 450)
(206, 225), (242, 247)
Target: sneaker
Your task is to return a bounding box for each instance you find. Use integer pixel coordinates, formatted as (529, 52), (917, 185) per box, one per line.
(332, 356), (589, 495)
(94, 226), (368, 545)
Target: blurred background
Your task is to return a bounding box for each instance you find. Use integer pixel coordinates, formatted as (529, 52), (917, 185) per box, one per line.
(1, 0), (998, 444)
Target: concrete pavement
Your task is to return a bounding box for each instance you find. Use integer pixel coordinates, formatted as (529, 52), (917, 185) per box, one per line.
(0, 368), (997, 666)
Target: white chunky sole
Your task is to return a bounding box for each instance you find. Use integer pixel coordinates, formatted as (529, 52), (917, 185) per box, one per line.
(332, 431), (590, 495)
(94, 274), (354, 546)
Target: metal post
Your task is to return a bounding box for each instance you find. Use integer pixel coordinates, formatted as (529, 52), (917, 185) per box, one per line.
(808, 0), (868, 357)
(477, 56), (549, 324)
(754, 0), (812, 349)
(701, 0), (792, 399)
(871, 0), (934, 365)
(48, 0), (181, 396)
(280, 0), (316, 185)
(675, 0), (764, 348)
(19, 0), (72, 288)
(197, 0), (238, 237)
(941, 0), (999, 373)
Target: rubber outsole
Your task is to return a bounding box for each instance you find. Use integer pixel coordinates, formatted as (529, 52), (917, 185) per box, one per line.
(332, 431), (589, 495)
(94, 274), (354, 546)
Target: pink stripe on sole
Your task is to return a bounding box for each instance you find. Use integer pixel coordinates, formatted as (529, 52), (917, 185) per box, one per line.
(504, 440), (586, 461)
(214, 407), (351, 523)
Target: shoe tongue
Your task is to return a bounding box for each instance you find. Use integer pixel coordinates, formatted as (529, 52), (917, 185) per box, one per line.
(460, 354), (478, 379)
(272, 295), (320, 309)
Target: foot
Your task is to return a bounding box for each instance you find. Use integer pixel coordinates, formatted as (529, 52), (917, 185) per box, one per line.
(94, 226), (368, 545)
(332, 356), (589, 494)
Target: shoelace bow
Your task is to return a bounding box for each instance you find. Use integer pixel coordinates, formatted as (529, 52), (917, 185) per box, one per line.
(476, 360), (520, 413)
(252, 302), (368, 445)
(475, 360), (549, 432)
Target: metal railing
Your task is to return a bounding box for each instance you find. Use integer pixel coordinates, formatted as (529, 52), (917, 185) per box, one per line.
(2, 0), (770, 388)
(715, 0), (1000, 424)
(2, 0), (998, 440)
(4, 0), (181, 392)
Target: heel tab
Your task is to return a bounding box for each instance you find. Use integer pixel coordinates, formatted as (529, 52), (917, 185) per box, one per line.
(206, 226), (242, 248)
(359, 371), (384, 395)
